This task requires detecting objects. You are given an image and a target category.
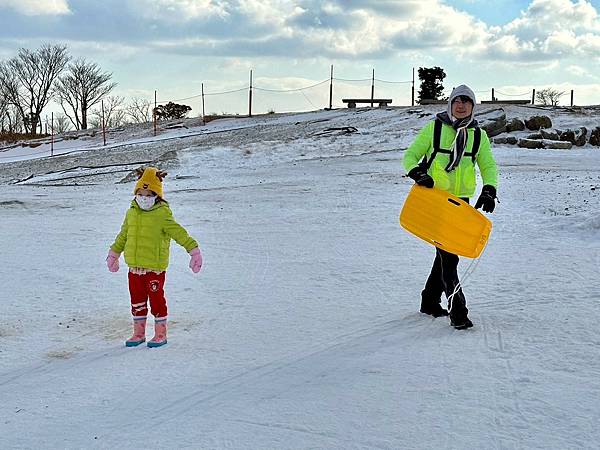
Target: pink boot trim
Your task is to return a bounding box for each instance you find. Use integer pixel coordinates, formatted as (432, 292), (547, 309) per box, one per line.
(125, 317), (147, 347)
(147, 319), (167, 348)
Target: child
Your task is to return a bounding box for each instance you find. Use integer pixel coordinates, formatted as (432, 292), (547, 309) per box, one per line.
(106, 167), (202, 347)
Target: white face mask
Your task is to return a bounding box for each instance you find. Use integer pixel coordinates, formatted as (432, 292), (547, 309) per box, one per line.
(135, 194), (156, 210)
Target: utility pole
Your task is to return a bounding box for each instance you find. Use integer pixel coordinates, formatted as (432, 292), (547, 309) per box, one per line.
(201, 83), (206, 125)
(50, 112), (54, 157)
(248, 70), (253, 118)
(370, 69), (375, 107)
(570, 89), (574, 106)
(329, 65), (333, 110)
(102, 99), (106, 146)
(411, 68), (415, 107)
(153, 90), (157, 136)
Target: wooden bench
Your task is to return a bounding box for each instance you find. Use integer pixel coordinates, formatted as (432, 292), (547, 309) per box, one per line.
(342, 98), (392, 108)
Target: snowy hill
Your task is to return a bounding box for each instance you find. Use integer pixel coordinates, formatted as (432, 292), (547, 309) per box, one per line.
(1, 105), (600, 449)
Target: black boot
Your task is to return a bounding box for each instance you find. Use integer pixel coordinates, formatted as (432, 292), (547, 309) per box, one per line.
(450, 314), (473, 330)
(420, 301), (449, 318)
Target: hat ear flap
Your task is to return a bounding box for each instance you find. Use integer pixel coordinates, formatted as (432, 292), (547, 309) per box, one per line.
(135, 167), (145, 179)
(156, 170), (167, 181)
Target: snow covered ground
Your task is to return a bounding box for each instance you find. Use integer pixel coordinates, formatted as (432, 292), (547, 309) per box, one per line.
(1, 106), (600, 449)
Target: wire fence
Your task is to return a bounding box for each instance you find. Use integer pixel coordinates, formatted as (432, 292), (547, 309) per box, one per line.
(151, 68), (418, 119)
(146, 68), (580, 122)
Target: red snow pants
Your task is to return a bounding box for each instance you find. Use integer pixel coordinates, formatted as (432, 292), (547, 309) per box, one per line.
(128, 271), (168, 319)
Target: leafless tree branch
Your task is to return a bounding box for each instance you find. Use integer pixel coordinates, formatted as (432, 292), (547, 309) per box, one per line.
(0, 44), (70, 134)
(126, 97), (151, 124)
(54, 58), (116, 130)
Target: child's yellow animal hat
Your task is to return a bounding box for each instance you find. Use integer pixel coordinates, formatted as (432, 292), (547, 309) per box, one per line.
(134, 167), (167, 199)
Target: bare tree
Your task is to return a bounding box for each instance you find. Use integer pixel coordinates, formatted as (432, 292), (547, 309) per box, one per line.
(0, 62), (22, 132)
(52, 113), (72, 134)
(0, 101), (24, 133)
(0, 92), (9, 132)
(0, 44), (70, 134)
(10, 105), (24, 133)
(536, 88), (565, 107)
(89, 95), (125, 129)
(126, 97), (151, 123)
(54, 58), (116, 130)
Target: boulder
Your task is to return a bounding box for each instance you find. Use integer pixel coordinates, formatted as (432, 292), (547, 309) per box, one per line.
(575, 127), (588, 146)
(505, 118), (525, 132)
(541, 140), (573, 150)
(524, 115), (552, 130)
(560, 130), (575, 144)
(527, 133), (542, 140)
(560, 127), (587, 146)
(518, 138), (544, 149)
(493, 136), (518, 145)
(476, 108), (506, 137)
(540, 128), (561, 140)
(589, 127), (600, 146)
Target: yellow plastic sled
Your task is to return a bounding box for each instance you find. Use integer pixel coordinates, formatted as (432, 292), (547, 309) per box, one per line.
(399, 185), (492, 258)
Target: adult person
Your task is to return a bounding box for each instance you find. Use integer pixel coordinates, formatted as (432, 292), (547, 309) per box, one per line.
(402, 85), (498, 329)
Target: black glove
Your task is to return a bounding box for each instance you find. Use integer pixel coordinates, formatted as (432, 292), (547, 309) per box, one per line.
(475, 185), (496, 213)
(408, 166), (434, 188)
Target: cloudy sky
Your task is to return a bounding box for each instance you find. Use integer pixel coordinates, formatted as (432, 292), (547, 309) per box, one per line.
(1, 0), (600, 115)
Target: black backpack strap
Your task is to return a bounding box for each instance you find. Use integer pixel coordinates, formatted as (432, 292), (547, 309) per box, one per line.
(423, 119), (483, 169)
(422, 118), (451, 170)
(463, 126), (481, 163)
(433, 117), (443, 153)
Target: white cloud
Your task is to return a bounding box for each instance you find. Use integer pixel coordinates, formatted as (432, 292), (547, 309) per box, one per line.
(135, 0), (230, 22)
(566, 64), (600, 79)
(505, 0), (599, 33)
(255, 76), (323, 90)
(66, 40), (140, 62)
(5, 0), (600, 67)
(235, 0), (294, 27)
(138, 0), (600, 65)
(543, 29), (578, 54)
(252, 0), (491, 58)
(578, 32), (600, 55)
(0, 0), (70, 15)
(484, 0), (600, 61)
(217, 58), (254, 70)
(387, 1), (489, 51)
(115, 0), (492, 58)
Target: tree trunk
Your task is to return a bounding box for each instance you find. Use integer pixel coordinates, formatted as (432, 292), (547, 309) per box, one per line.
(81, 100), (87, 130)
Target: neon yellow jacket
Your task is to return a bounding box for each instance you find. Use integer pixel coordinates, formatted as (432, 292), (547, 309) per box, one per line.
(111, 200), (198, 271)
(403, 120), (498, 198)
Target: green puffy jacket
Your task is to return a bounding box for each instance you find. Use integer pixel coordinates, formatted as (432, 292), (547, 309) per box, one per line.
(403, 120), (498, 198)
(111, 200), (198, 271)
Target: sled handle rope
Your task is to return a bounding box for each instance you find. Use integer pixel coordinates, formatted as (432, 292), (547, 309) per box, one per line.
(446, 245), (487, 320)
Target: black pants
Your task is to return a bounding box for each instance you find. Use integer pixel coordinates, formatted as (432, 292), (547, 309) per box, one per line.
(421, 247), (469, 318)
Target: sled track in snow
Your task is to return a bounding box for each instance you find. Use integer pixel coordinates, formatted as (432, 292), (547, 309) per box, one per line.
(0, 345), (131, 389)
(103, 315), (449, 441)
(224, 417), (392, 450)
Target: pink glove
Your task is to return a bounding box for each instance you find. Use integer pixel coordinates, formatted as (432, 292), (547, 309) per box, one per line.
(106, 249), (120, 273)
(189, 247), (202, 273)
